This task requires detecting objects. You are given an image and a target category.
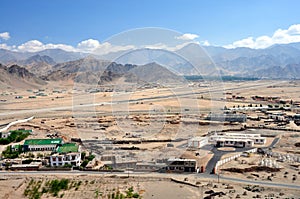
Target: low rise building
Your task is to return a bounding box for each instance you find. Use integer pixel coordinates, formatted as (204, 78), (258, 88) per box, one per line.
(23, 138), (63, 151)
(215, 138), (254, 148)
(0, 132), (11, 138)
(162, 158), (197, 173)
(209, 133), (266, 145)
(188, 137), (208, 149)
(135, 162), (166, 172)
(211, 133), (267, 148)
(50, 143), (81, 167)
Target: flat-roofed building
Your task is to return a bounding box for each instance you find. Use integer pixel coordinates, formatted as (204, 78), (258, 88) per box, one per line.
(209, 132), (266, 146)
(162, 158), (197, 173)
(188, 137), (208, 149)
(23, 138), (63, 151)
(215, 138), (254, 148)
(50, 143), (81, 167)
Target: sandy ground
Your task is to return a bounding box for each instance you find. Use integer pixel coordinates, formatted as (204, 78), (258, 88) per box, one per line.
(1, 173), (300, 199)
(220, 153), (300, 185)
(1, 80), (300, 198)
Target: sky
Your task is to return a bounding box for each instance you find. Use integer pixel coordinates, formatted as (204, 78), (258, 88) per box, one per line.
(1, 0), (300, 53)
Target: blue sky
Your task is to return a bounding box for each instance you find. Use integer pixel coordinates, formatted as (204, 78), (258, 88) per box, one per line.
(1, 0), (300, 52)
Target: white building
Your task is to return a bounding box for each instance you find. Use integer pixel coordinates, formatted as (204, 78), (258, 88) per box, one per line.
(209, 133), (266, 145)
(49, 143), (81, 167)
(215, 138), (254, 148)
(0, 132), (11, 138)
(188, 137), (208, 148)
(50, 153), (81, 167)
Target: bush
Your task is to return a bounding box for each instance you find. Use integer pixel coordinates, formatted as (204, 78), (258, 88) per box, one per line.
(1, 145), (21, 159)
(80, 160), (89, 168)
(0, 131), (30, 145)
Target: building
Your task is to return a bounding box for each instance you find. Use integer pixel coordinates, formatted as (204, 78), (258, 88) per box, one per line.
(0, 132), (11, 138)
(206, 114), (247, 123)
(215, 138), (254, 148)
(209, 133), (266, 145)
(50, 143), (81, 167)
(135, 162), (166, 172)
(10, 162), (42, 171)
(23, 138), (63, 151)
(188, 137), (208, 149)
(162, 158), (197, 173)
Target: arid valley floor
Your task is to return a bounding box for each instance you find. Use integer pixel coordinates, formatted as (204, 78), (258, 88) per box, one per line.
(1, 80), (300, 199)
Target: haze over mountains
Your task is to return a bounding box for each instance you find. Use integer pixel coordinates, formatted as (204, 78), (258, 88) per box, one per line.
(1, 42), (300, 88)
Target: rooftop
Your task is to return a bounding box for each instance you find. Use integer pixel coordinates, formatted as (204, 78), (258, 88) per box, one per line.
(167, 158), (196, 162)
(24, 138), (63, 145)
(57, 143), (79, 154)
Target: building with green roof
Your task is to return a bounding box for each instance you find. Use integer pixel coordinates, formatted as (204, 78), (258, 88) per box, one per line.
(23, 138), (63, 151)
(50, 143), (81, 167)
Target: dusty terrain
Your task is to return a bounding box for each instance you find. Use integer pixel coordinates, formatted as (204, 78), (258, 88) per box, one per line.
(1, 80), (300, 198)
(1, 173), (300, 199)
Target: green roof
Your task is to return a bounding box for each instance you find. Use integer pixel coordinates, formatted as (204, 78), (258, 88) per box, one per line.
(57, 143), (79, 153)
(24, 138), (63, 145)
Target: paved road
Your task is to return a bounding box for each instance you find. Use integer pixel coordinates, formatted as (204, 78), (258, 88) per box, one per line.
(197, 173), (300, 190)
(1, 170), (300, 190)
(204, 144), (253, 174)
(268, 137), (280, 148)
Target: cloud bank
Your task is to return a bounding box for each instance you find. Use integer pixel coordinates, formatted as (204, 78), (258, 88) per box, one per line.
(224, 24), (300, 49)
(0, 32), (202, 54)
(2, 25), (300, 53)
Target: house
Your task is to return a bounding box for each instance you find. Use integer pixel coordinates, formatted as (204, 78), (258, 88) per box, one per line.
(50, 143), (81, 167)
(188, 137), (208, 149)
(23, 138), (63, 151)
(162, 158), (197, 173)
(0, 132), (11, 138)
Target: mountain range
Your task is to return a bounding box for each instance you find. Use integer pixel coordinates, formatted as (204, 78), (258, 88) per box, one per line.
(1, 42), (300, 88)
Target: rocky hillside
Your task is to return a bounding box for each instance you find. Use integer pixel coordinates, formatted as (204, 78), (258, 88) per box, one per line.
(0, 64), (46, 88)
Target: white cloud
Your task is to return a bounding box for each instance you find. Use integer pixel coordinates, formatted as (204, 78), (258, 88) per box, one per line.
(0, 36), (202, 55)
(0, 38), (135, 54)
(224, 24), (300, 49)
(0, 43), (13, 50)
(77, 39), (101, 52)
(175, 33), (199, 40)
(143, 43), (169, 50)
(202, 40), (210, 46)
(78, 39), (135, 55)
(0, 32), (10, 40)
(17, 40), (76, 52)
(144, 41), (200, 51)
